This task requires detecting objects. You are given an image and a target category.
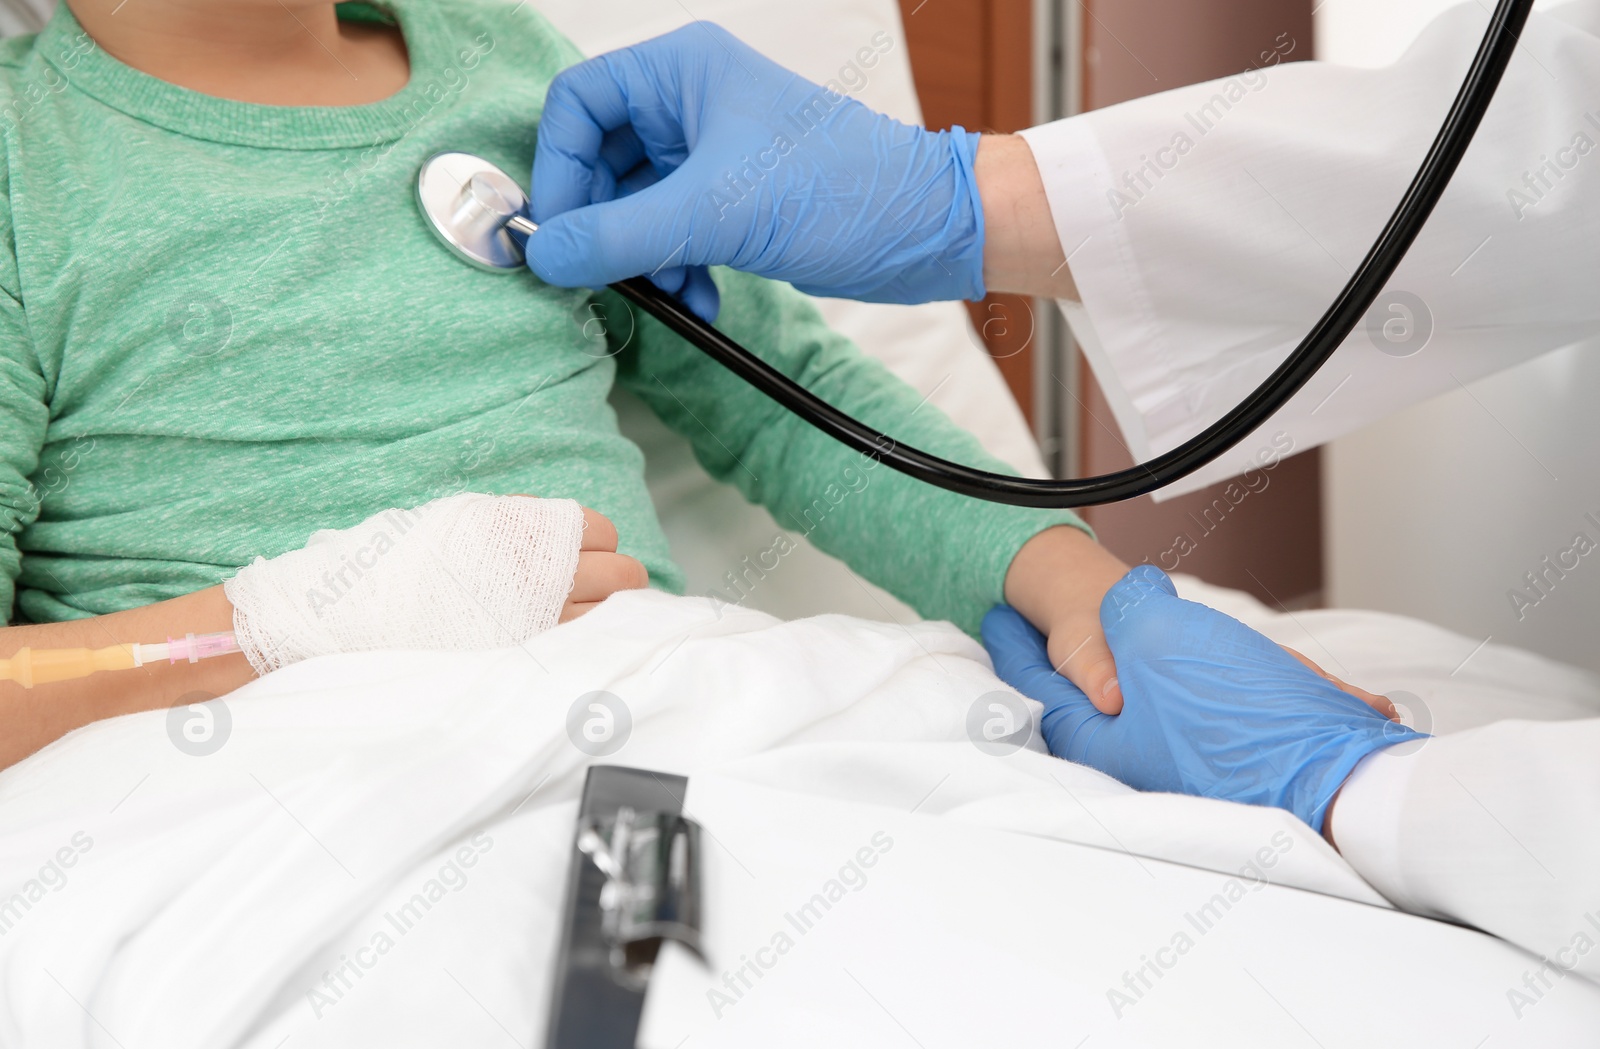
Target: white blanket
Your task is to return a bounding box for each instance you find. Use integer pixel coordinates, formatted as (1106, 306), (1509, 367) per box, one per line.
(1, 582), (1597, 1047)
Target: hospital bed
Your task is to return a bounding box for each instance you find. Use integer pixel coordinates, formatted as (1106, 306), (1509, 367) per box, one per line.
(2, 0), (1600, 1045)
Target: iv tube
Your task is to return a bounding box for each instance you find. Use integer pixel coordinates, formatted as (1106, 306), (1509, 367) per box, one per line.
(0, 631), (242, 689)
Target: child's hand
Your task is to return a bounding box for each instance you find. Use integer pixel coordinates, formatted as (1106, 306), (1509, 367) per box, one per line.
(223, 494), (646, 675)
(1001, 527), (1394, 719)
(1002, 526), (1132, 713)
(564, 502), (650, 621)
(984, 566), (1424, 832)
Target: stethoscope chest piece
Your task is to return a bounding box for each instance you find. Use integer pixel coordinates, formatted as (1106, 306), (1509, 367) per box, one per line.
(416, 151), (536, 272)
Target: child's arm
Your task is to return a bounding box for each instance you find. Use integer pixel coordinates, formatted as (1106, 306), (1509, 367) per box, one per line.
(0, 171), (228, 767)
(0, 498), (644, 772)
(609, 270), (1130, 705)
(0, 585), (250, 770)
(611, 271), (1382, 716)
(611, 271), (1089, 629)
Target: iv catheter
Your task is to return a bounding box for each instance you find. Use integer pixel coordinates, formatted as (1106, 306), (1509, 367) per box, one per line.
(418, 0), (1532, 509)
(0, 632), (242, 689)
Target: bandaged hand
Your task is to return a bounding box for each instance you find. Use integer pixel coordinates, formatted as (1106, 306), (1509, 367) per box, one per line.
(224, 494), (646, 675)
(983, 565), (1425, 833)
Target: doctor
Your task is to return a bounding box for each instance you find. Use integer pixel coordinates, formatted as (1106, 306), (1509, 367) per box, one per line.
(525, 8), (1600, 984)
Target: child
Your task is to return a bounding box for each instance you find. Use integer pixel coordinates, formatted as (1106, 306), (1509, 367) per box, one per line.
(0, 0), (1360, 770)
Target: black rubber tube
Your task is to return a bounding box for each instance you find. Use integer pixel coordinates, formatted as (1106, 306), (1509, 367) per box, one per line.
(613, 0), (1534, 508)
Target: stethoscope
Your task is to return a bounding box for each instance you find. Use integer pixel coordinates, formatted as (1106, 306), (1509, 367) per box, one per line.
(418, 0), (1531, 509)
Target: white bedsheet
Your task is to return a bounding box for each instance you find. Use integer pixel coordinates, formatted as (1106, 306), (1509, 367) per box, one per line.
(1, 581), (1597, 1047)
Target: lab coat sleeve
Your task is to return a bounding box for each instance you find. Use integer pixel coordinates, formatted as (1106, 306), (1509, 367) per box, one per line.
(1331, 721), (1600, 984)
(0, 162), (47, 624)
(1018, 2), (1600, 485)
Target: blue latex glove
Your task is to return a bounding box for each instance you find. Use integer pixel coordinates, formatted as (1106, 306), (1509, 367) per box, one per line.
(529, 23), (986, 321)
(981, 565), (1426, 833)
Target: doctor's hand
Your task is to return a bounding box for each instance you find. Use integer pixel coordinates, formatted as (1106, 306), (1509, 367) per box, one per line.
(528, 23), (986, 320)
(983, 564), (1425, 833)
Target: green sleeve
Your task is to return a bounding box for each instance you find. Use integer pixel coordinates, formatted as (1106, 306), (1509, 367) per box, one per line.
(0, 164), (48, 624)
(610, 269), (1092, 636)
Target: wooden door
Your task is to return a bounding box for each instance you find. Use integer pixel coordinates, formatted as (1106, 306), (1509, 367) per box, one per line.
(897, 0), (1038, 423)
(899, 0), (1324, 607)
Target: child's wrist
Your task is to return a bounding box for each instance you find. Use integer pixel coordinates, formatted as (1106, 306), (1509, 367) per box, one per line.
(1003, 525), (1130, 638)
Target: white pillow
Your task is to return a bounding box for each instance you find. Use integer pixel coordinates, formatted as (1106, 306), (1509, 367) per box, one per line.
(0, 0), (48, 36)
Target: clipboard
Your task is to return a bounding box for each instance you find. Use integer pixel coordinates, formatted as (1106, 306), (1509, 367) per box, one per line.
(544, 765), (705, 1049)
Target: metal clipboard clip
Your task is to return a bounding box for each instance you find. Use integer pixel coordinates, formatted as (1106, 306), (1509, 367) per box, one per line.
(545, 766), (707, 1049)
(576, 804), (705, 989)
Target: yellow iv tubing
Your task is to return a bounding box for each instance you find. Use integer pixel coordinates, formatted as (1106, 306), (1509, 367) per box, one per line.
(0, 632), (241, 689)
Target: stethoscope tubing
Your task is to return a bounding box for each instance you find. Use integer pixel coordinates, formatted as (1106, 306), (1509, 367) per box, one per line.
(606, 0), (1534, 508)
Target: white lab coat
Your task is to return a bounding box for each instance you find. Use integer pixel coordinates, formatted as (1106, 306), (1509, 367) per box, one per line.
(1019, 3), (1600, 981)
(1333, 724), (1600, 988)
(1021, 1), (1600, 495)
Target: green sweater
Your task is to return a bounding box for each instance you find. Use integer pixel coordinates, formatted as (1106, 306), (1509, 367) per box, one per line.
(0, 0), (1086, 635)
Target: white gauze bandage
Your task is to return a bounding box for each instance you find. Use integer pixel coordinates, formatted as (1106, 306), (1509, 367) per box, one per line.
(224, 493), (587, 675)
